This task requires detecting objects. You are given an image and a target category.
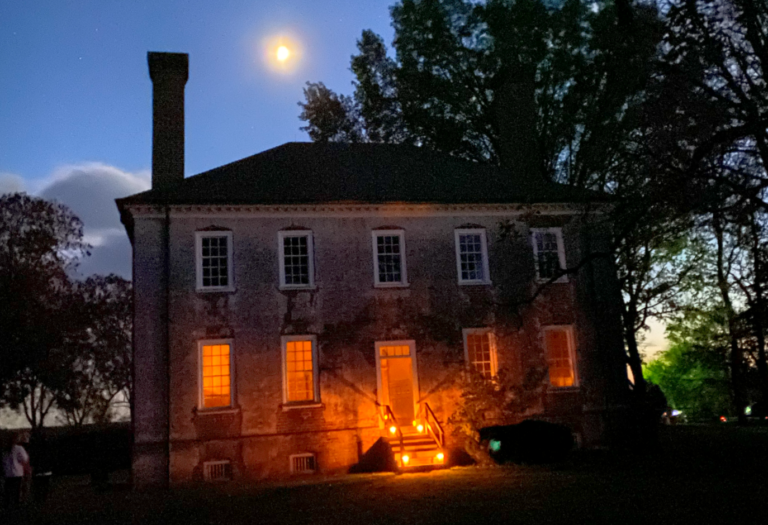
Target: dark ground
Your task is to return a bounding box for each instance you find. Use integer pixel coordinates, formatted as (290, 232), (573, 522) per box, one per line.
(4, 425), (767, 525)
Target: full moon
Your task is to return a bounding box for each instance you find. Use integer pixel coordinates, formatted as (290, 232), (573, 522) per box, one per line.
(276, 46), (290, 62)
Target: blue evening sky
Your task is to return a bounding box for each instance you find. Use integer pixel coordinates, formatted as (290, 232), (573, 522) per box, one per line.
(1, 1), (393, 181)
(0, 1), (395, 280)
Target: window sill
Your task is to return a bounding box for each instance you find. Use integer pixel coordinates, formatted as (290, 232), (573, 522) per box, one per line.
(374, 282), (410, 289)
(196, 287), (236, 294)
(547, 386), (580, 393)
(281, 403), (323, 412)
(195, 407), (240, 416)
(279, 284), (317, 291)
(458, 280), (492, 287)
(535, 277), (569, 285)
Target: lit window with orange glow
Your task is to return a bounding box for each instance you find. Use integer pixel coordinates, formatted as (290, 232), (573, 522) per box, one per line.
(379, 345), (410, 357)
(200, 341), (233, 409)
(544, 327), (576, 388)
(462, 328), (497, 380)
(282, 335), (319, 404)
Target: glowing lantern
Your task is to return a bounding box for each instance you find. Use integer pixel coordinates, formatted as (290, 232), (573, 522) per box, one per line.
(436, 452), (444, 462)
(417, 424), (424, 433)
(389, 425), (397, 434)
(402, 455), (410, 465)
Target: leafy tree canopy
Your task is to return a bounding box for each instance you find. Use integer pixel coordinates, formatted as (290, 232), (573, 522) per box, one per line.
(56, 274), (132, 426)
(300, 0), (663, 190)
(0, 193), (89, 394)
(644, 311), (732, 419)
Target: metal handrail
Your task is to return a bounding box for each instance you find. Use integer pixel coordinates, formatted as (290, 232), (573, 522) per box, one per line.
(378, 404), (405, 467)
(420, 402), (445, 448)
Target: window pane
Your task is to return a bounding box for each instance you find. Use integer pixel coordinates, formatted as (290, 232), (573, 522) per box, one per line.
(283, 235), (310, 285)
(202, 344), (231, 408)
(376, 235), (402, 283)
(545, 329), (574, 387)
(286, 340), (314, 402)
(467, 332), (494, 380)
(459, 234), (484, 281)
(379, 345), (410, 357)
(200, 235), (229, 288)
(535, 232), (562, 279)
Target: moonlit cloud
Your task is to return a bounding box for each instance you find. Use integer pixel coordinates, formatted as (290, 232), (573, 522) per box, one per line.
(35, 162), (150, 279)
(0, 172), (25, 194)
(41, 162), (150, 231)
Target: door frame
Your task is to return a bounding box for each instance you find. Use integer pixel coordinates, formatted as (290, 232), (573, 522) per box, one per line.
(375, 340), (420, 424)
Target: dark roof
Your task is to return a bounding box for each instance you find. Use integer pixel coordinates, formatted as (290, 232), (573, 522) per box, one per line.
(117, 142), (607, 207)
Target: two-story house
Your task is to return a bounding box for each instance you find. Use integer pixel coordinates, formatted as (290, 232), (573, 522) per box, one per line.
(117, 52), (630, 487)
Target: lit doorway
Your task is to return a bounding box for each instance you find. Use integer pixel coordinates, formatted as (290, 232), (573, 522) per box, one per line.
(376, 340), (419, 425)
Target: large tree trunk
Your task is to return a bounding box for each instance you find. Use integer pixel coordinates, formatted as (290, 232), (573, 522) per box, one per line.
(749, 214), (768, 403)
(623, 305), (646, 397)
(713, 215), (747, 424)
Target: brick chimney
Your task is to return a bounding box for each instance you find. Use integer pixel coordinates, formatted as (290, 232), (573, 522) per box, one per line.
(148, 52), (188, 189)
(493, 66), (540, 179)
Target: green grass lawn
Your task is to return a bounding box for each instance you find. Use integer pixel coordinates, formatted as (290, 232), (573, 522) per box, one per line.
(6, 425), (768, 525)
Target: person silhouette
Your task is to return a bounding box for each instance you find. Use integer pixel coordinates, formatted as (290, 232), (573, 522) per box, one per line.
(2, 432), (31, 509)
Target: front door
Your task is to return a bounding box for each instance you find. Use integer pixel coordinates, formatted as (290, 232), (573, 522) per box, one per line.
(377, 341), (418, 425)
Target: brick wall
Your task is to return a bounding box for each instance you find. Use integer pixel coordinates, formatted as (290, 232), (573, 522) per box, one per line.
(131, 209), (629, 483)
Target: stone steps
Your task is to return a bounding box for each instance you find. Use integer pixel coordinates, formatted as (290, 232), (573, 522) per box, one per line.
(387, 426), (445, 469)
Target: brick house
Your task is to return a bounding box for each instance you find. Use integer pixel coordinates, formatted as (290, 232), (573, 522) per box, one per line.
(117, 53), (630, 487)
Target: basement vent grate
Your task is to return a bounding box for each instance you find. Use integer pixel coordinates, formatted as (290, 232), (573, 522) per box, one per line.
(290, 453), (317, 474)
(203, 460), (232, 481)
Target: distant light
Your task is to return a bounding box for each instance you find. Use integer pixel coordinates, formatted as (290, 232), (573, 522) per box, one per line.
(745, 406), (752, 416)
(671, 409), (681, 417)
(276, 46), (290, 61)
(417, 424), (424, 433)
(402, 455), (410, 465)
(389, 426), (397, 434)
(489, 439), (501, 452)
(720, 416), (727, 422)
(436, 452), (444, 462)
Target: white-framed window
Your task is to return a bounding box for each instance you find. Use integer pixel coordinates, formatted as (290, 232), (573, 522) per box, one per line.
(290, 453), (317, 474)
(531, 228), (567, 282)
(196, 231), (234, 292)
(543, 326), (577, 388)
(372, 229), (408, 287)
(198, 339), (234, 409)
(278, 230), (315, 289)
(281, 335), (320, 405)
(455, 228), (491, 285)
(462, 328), (497, 380)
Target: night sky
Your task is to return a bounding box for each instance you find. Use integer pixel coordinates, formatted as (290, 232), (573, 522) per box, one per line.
(0, 0), (394, 278)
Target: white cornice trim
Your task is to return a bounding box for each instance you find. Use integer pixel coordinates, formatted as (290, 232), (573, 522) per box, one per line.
(125, 202), (606, 219)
